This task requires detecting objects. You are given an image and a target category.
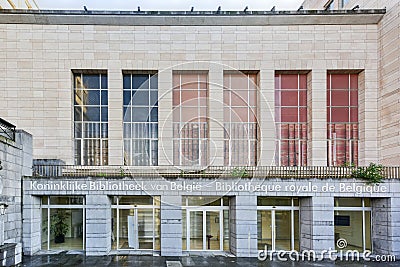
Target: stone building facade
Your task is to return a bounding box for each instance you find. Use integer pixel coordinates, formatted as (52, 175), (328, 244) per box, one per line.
(0, 1), (399, 260)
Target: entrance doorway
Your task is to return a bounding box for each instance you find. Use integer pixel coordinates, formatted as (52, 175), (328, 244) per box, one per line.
(182, 197), (229, 251)
(41, 196), (85, 250)
(111, 196), (161, 251)
(257, 197), (300, 251)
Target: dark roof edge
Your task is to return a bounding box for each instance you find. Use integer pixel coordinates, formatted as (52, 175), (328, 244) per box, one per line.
(0, 9), (386, 26)
(0, 8), (387, 16)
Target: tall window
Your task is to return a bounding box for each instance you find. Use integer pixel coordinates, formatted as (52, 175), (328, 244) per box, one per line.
(74, 72), (108, 165)
(223, 72), (258, 166)
(334, 198), (371, 252)
(327, 73), (358, 166)
(123, 72), (158, 166)
(275, 73), (308, 166)
(173, 72), (208, 166)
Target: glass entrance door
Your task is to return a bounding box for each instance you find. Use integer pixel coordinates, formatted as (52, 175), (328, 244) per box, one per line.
(258, 209), (298, 251)
(206, 211), (220, 250)
(186, 209), (224, 251)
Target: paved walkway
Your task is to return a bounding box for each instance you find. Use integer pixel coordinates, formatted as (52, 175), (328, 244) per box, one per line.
(21, 252), (399, 267)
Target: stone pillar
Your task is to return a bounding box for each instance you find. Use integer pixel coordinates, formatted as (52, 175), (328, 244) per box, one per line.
(258, 69), (275, 165)
(160, 195), (182, 256)
(108, 68), (123, 165)
(372, 197), (400, 257)
(300, 196), (334, 253)
(22, 195), (41, 255)
(230, 195), (258, 257)
(158, 69), (174, 166)
(85, 195), (111, 256)
(310, 69), (327, 166)
(208, 65), (224, 165)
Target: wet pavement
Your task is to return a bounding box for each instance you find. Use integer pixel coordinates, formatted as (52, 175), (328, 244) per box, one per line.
(21, 252), (400, 267)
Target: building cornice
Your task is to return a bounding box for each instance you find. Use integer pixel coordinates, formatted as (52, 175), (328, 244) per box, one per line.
(0, 9), (386, 26)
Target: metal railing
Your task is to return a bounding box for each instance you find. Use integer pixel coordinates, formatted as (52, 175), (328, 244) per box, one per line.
(0, 118), (16, 142)
(30, 165), (400, 179)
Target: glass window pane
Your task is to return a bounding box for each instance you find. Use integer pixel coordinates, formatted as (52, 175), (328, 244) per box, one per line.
(83, 107), (100, 121)
(330, 107), (349, 123)
(257, 210), (272, 250)
(83, 74), (100, 89)
(101, 107), (108, 122)
(280, 107), (298, 122)
(334, 211), (363, 252)
(132, 107), (149, 122)
(132, 91), (149, 106)
(101, 75), (108, 89)
(132, 75), (149, 89)
(190, 211), (203, 250)
(331, 90), (349, 106)
(123, 75), (131, 89)
(280, 91), (298, 106)
(150, 75), (158, 89)
(257, 197), (292, 206)
(330, 74), (349, 89)
(280, 74), (298, 89)
(123, 90), (132, 105)
(101, 90), (108, 105)
(150, 108), (158, 122)
(74, 106), (82, 121)
(334, 198), (362, 207)
(150, 90), (158, 106)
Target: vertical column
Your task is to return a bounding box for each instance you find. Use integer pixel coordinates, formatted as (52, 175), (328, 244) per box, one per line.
(208, 65), (224, 165)
(22, 195), (41, 255)
(158, 69), (174, 166)
(300, 196), (334, 253)
(108, 69), (123, 165)
(310, 69), (327, 166)
(258, 69), (275, 165)
(359, 70), (379, 165)
(372, 197), (400, 257)
(85, 195), (111, 256)
(160, 195), (182, 256)
(230, 195), (258, 257)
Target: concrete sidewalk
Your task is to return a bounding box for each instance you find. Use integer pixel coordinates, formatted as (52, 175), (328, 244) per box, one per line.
(21, 252), (400, 267)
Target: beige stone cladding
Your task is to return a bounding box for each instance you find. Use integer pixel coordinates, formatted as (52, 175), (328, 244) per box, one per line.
(0, 13), (382, 165)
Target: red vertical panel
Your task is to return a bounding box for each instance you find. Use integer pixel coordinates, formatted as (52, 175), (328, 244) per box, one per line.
(289, 124), (295, 166)
(345, 124), (351, 164)
(280, 124), (289, 166)
(299, 74), (307, 89)
(281, 140), (289, 166)
(352, 123), (359, 165)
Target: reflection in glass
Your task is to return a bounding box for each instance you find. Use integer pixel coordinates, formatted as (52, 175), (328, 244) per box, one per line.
(257, 210), (272, 250)
(41, 208), (48, 250)
(48, 209), (84, 250)
(138, 209), (154, 249)
(182, 210), (187, 250)
(334, 211), (363, 251)
(224, 72), (259, 166)
(123, 73), (158, 166)
(190, 211), (203, 250)
(275, 211), (291, 251)
(206, 211), (220, 250)
(173, 72), (209, 166)
(74, 72), (108, 166)
(223, 210), (229, 251)
(275, 73), (308, 166)
(112, 196), (160, 251)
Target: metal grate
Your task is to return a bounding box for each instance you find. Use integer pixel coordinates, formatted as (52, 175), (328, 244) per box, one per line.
(0, 118), (16, 142)
(29, 165), (400, 179)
